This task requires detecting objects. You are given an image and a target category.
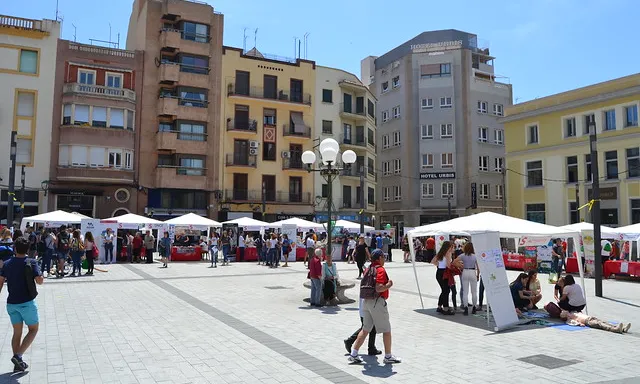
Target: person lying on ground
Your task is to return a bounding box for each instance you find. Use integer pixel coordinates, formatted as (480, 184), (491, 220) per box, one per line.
(560, 311), (631, 334)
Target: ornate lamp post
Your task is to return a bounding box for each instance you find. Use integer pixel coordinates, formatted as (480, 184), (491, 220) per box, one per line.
(301, 138), (357, 258)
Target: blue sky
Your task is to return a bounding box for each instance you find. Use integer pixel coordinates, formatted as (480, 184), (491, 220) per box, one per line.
(2, 0), (637, 102)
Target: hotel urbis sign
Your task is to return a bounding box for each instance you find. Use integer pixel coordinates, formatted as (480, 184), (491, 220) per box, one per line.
(411, 40), (463, 53)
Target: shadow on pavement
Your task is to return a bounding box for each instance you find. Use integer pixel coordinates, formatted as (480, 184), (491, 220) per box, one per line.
(360, 356), (397, 379)
(0, 371), (28, 382)
(601, 296), (640, 309)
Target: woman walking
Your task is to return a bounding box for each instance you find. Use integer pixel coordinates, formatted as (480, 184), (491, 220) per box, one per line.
(209, 232), (219, 268)
(459, 242), (479, 315)
(103, 228), (115, 264)
(220, 230), (231, 266)
(433, 240), (454, 315)
(70, 229), (85, 277)
(354, 236), (371, 279)
(160, 231), (171, 268)
(83, 232), (96, 275)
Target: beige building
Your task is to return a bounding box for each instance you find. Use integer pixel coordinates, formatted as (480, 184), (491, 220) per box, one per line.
(314, 66), (377, 225)
(126, 0), (224, 219)
(0, 15), (60, 221)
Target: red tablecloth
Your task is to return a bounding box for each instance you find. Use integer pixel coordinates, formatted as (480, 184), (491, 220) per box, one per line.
(236, 247), (258, 261)
(604, 260), (640, 277)
(565, 257), (579, 274)
(502, 254), (537, 271)
(171, 246), (201, 261)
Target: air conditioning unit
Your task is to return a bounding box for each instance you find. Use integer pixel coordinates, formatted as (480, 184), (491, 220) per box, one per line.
(249, 148), (258, 156)
(281, 151), (290, 158)
(249, 141), (259, 148)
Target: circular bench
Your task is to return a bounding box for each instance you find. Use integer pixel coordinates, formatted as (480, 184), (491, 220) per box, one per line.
(303, 279), (356, 305)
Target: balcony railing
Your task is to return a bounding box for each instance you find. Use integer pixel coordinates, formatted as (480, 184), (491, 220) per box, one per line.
(64, 83), (136, 102)
(224, 189), (312, 204)
(226, 119), (257, 132)
(340, 103), (366, 117)
(68, 42), (135, 59)
(157, 165), (206, 176)
(340, 134), (366, 147)
(227, 83), (312, 105)
(282, 124), (311, 138)
(282, 157), (304, 170)
(340, 166), (363, 177)
(225, 153), (257, 167)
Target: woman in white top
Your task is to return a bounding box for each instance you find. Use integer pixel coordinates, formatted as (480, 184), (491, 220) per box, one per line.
(304, 234), (315, 266)
(346, 236), (356, 264)
(432, 240), (454, 315)
(459, 242), (480, 315)
(209, 232), (219, 268)
(558, 275), (586, 312)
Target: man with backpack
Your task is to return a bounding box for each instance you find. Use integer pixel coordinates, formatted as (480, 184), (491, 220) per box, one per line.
(348, 249), (401, 365)
(56, 226), (70, 278)
(0, 237), (44, 372)
(26, 227), (37, 259)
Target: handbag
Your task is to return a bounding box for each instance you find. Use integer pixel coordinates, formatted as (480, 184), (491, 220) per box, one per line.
(93, 246), (99, 260)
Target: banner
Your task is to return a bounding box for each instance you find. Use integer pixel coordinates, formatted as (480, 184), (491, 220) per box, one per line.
(536, 245), (553, 261)
(222, 223), (238, 249)
(281, 224), (297, 262)
(518, 236), (551, 247)
(581, 230), (595, 276)
(81, 219), (106, 264)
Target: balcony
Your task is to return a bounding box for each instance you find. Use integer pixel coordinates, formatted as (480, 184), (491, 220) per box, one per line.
(0, 14), (50, 37)
(225, 153), (257, 167)
(156, 166), (207, 190)
(227, 83), (312, 106)
(340, 166), (363, 178)
(156, 131), (207, 154)
(340, 134), (366, 148)
(177, 98), (209, 121)
(58, 125), (135, 148)
(157, 96), (179, 116)
(55, 166), (134, 184)
(159, 62), (180, 83)
(282, 157), (305, 171)
(160, 28), (181, 51)
(63, 83), (136, 103)
(226, 119), (257, 133)
(224, 189), (312, 204)
(339, 103), (367, 122)
(338, 79), (368, 93)
(282, 124), (311, 138)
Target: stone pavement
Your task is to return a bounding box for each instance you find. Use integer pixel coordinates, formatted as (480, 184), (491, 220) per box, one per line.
(1, 252), (639, 384)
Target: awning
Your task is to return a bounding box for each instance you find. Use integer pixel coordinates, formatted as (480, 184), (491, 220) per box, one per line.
(291, 112), (308, 134)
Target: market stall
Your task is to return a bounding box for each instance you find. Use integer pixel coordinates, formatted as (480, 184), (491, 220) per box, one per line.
(165, 213), (222, 261)
(322, 219), (374, 234)
(222, 217), (269, 261)
(20, 210), (88, 231)
(102, 213), (164, 263)
(561, 222), (621, 274)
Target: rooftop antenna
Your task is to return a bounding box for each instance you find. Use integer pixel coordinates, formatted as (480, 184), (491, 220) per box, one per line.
(72, 23), (77, 42)
(243, 27), (247, 52)
(55, 0), (59, 20)
(109, 23), (112, 46)
(303, 32), (309, 59)
(254, 28), (258, 49)
(293, 36), (298, 60)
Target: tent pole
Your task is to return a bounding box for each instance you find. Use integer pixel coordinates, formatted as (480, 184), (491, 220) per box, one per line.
(574, 235), (588, 315)
(408, 233), (424, 309)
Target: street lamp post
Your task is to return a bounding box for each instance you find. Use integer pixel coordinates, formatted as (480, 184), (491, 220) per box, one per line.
(7, 131), (18, 228)
(19, 166), (25, 222)
(301, 138), (357, 258)
(589, 118), (603, 297)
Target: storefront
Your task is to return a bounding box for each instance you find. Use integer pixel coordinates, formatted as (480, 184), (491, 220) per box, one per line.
(53, 190), (97, 218)
(1, 190), (40, 223)
(315, 213), (372, 224)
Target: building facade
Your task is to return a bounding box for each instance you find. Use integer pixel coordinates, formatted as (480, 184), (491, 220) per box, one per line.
(502, 73), (640, 227)
(362, 30), (512, 227)
(220, 47), (316, 222)
(126, 0), (224, 220)
(314, 66), (377, 224)
(47, 41), (143, 218)
(0, 15), (60, 223)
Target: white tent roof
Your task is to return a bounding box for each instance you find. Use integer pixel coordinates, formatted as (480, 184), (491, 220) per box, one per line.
(104, 213), (162, 225)
(560, 222), (621, 239)
(409, 212), (578, 239)
(327, 220), (374, 233)
(222, 217), (269, 230)
(21, 210), (88, 229)
(616, 223), (640, 241)
(270, 217), (323, 231)
(164, 213), (221, 228)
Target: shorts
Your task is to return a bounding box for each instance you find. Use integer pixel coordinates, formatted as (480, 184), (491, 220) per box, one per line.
(57, 251), (69, 260)
(7, 300), (39, 326)
(362, 298), (391, 333)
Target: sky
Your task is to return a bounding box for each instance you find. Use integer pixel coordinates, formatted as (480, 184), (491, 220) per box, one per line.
(2, 0), (638, 103)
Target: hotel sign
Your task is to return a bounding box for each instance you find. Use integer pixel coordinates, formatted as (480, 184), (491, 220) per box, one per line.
(411, 40), (463, 53)
(419, 172), (456, 180)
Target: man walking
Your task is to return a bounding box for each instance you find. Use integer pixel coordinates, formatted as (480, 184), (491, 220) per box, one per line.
(56, 225), (70, 278)
(0, 238), (44, 372)
(344, 297), (381, 356)
(144, 231), (155, 264)
(238, 232), (245, 262)
(348, 249), (401, 365)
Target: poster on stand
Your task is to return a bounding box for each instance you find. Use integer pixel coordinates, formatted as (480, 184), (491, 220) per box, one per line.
(222, 223), (239, 248)
(581, 230), (595, 276)
(281, 224), (297, 262)
(81, 219), (107, 264)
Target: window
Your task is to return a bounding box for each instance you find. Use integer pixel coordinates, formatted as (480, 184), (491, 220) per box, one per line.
(393, 185), (402, 201)
(393, 158), (401, 174)
(583, 114), (595, 134)
(632, 199), (640, 224)
(440, 124), (453, 138)
(160, 189), (208, 210)
(440, 97), (452, 108)
(569, 202), (579, 224)
(382, 161), (390, 176)
(16, 139), (32, 164)
(585, 154), (592, 182)
(627, 148), (640, 178)
(479, 184), (489, 200)
(367, 158), (375, 176)
(110, 108), (124, 128)
(179, 55), (208, 74)
(440, 63), (451, 75)
(322, 120), (332, 134)
(422, 154), (434, 168)
(181, 21), (209, 43)
(78, 69), (95, 85)
(526, 160), (543, 187)
(494, 129), (504, 145)
(478, 127), (488, 142)
(604, 109), (616, 131)
(605, 150), (618, 179)
(494, 157), (504, 172)
(126, 110), (134, 130)
(420, 63), (451, 78)
(178, 122), (206, 141)
(289, 79), (303, 103)
(382, 135), (390, 149)
(106, 73), (123, 88)
(601, 209), (619, 226)
(441, 182), (454, 198)
(392, 131), (401, 146)
(108, 149), (122, 168)
(92, 107), (107, 127)
(322, 89), (332, 103)
(392, 106), (400, 119)
(528, 125), (539, 144)
(567, 156), (578, 183)
(19, 50), (38, 74)
(477, 101), (487, 114)
(179, 88), (207, 107)
(382, 82), (389, 93)
(392, 76), (400, 88)
(58, 145), (69, 166)
(493, 103), (504, 116)
(63, 104), (72, 125)
(625, 105), (638, 127)
(17, 91), (35, 117)
(367, 128), (375, 147)
(421, 98), (433, 109)
(89, 147), (105, 168)
(235, 71), (250, 95)
(441, 153), (453, 168)
(71, 145), (87, 166)
(495, 184), (503, 200)
(383, 187), (390, 202)
(526, 203), (546, 223)
(179, 157), (205, 175)
(367, 99), (375, 118)
(478, 156), (489, 171)
(263, 142), (276, 161)
(263, 108), (276, 126)
(159, 122), (173, 132)
(124, 151), (133, 170)
(565, 117), (576, 137)
(74, 105), (89, 124)
(368, 187), (375, 205)
(321, 184), (329, 198)
(421, 124), (433, 139)
(421, 183), (434, 198)
(382, 110), (389, 123)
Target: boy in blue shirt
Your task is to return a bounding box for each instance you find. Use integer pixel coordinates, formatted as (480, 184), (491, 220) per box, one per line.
(0, 237), (44, 372)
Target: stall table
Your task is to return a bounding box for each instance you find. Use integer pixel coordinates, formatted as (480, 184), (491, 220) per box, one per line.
(236, 247), (258, 262)
(565, 257), (579, 274)
(604, 260), (640, 278)
(296, 247), (326, 261)
(171, 246), (202, 261)
(502, 254), (537, 271)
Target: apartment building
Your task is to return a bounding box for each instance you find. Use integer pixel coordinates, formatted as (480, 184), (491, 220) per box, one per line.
(314, 66), (377, 224)
(0, 15), (60, 222)
(502, 73), (640, 227)
(126, 0), (223, 219)
(220, 47), (316, 222)
(47, 41), (143, 218)
(362, 29), (512, 227)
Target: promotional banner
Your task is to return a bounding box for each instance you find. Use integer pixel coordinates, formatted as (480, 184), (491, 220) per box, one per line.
(281, 224), (297, 262)
(581, 230), (595, 276)
(81, 219), (106, 264)
(518, 236), (552, 247)
(536, 245), (553, 261)
(222, 223), (238, 249)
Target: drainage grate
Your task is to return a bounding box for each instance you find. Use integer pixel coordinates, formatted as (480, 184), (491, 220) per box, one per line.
(518, 354), (581, 369)
(264, 286), (291, 290)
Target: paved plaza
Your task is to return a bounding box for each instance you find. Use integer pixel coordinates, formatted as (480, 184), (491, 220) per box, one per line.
(1, 251), (639, 384)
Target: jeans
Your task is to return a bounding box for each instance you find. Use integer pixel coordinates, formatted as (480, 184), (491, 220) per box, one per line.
(71, 251), (83, 274)
(210, 246), (218, 266)
(461, 269), (478, 307)
(345, 317), (377, 352)
(436, 268), (450, 308)
(127, 245), (132, 262)
(42, 248), (53, 275)
(145, 248), (153, 263)
(85, 250), (94, 273)
(104, 243), (114, 263)
(310, 278), (322, 305)
(222, 245), (230, 263)
(239, 247), (245, 262)
(552, 256), (564, 276)
(356, 258), (365, 277)
(268, 248), (276, 266)
(558, 298), (585, 312)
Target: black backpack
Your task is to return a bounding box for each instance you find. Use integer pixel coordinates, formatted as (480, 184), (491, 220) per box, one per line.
(24, 259), (39, 301)
(359, 265), (379, 300)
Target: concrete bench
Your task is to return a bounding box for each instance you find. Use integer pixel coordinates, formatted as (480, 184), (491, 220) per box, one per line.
(303, 279), (356, 305)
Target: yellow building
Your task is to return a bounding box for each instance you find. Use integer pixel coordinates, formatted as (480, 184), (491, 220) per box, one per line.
(502, 73), (640, 227)
(220, 47), (316, 221)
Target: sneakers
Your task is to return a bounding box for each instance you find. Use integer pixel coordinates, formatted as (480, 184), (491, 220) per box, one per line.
(383, 355), (402, 364)
(463, 307), (469, 316)
(348, 355), (363, 364)
(11, 356), (28, 372)
(472, 306), (477, 315)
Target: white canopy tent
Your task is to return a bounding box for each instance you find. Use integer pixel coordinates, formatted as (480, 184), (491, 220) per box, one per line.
(617, 223), (640, 241)
(561, 222), (621, 239)
(270, 217), (323, 231)
(103, 213), (163, 230)
(222, 217), (269, 231)
(324, 219), (374, 233)
(164, 213), (221, 230)
(20, 210), (89, 230)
